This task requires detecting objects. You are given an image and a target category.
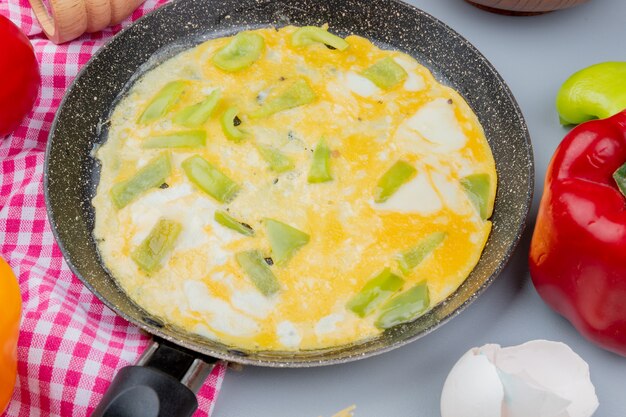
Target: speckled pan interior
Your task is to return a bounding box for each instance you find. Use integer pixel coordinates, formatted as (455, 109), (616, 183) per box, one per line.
(44, 0), (534, 367)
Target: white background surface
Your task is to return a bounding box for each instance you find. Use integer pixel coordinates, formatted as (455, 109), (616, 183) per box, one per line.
(212, 1), (626, 416)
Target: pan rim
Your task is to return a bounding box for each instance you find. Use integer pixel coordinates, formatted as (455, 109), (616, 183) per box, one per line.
(44, 0), (534, 367)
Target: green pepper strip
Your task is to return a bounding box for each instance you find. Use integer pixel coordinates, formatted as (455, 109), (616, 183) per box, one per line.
(212, 32), (265, 72)
(173, 89), (221, 127)
(308, 138), (333, 183)
(250, 79), (316, 119)
(374, 160), (416, 203)
(362, 57), (408, 90)
(131, 218), (182, 272)
(214, 210), (254, 236)
(256, 143), (294, 173)
(110, 153), (171, 209)
(220, 107), (245, 142)
(265, 218), (310, 264)
(181, 155), (239, 203)
(291, 26), (349, 51)
(138, 80), (186, 124)
(347, 268), (405, 318)
(398, 232), (447, 276)
(236, 250), (280, 296)
(375, 282), (430, 329)
(460, 173), (491, 220)
(142, 130), (206, 149)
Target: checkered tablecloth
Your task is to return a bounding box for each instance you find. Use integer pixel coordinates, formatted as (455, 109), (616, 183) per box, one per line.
(0, 1), (227, 415)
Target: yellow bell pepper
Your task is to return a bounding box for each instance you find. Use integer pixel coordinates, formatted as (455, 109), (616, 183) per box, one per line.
(0, 256), (21, 413)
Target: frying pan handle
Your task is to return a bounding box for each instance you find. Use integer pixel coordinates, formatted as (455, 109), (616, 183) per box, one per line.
(92, 338), (218, 417)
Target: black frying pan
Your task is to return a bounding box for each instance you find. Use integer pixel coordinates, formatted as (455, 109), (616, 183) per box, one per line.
(44, 0), (534, 415)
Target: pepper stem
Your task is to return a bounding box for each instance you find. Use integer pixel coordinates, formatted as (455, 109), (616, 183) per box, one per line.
(613, 161), (626, 198)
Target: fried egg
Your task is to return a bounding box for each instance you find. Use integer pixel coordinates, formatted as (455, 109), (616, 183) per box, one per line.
(92, 26), (496, 351)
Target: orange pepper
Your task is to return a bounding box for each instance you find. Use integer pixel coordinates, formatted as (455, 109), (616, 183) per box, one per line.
(0, 256), (21, 413)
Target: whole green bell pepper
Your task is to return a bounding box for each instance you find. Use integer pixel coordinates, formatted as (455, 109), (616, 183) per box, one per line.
(556, 62), (626, 125)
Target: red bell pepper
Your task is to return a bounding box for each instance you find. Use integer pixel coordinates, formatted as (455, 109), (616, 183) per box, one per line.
(530, 109), (626, 356)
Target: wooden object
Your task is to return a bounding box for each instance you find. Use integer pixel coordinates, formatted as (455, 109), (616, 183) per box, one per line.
(466, 0), (590, 14)
(28, 0), (145, 44)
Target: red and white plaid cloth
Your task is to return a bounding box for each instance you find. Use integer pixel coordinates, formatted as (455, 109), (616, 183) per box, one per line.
(0, 1), (227, 416)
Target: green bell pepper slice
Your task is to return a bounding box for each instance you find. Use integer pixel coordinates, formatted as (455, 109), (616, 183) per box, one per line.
(291, 26), (349, 51)
(220, 107), (245, 142)
(212, 32), (265, 72)
(250, 79), (316, 118)
(110, 153), (171, 209)
(307, 138), (332, 183)
(265, 218), (310, 264)
(346, 268), (405, 318)
(142, 130), (206, 149)
(362, 57), (408, 90)
(397, 232), (446, 275)
(214, 210), (254, 236)
(374, 160), (416, 203)
(256, 144), (294, 173)
(460, 173), (491, 220)
(556, 62), (626, 125)
(173, 89), (221, 127)
(181, 155), (239, 203)
(138, 80), (186, 124)
(375, 282), (430, 329)
(236, 250), (280, 296)
(131, 218), (182, 272)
